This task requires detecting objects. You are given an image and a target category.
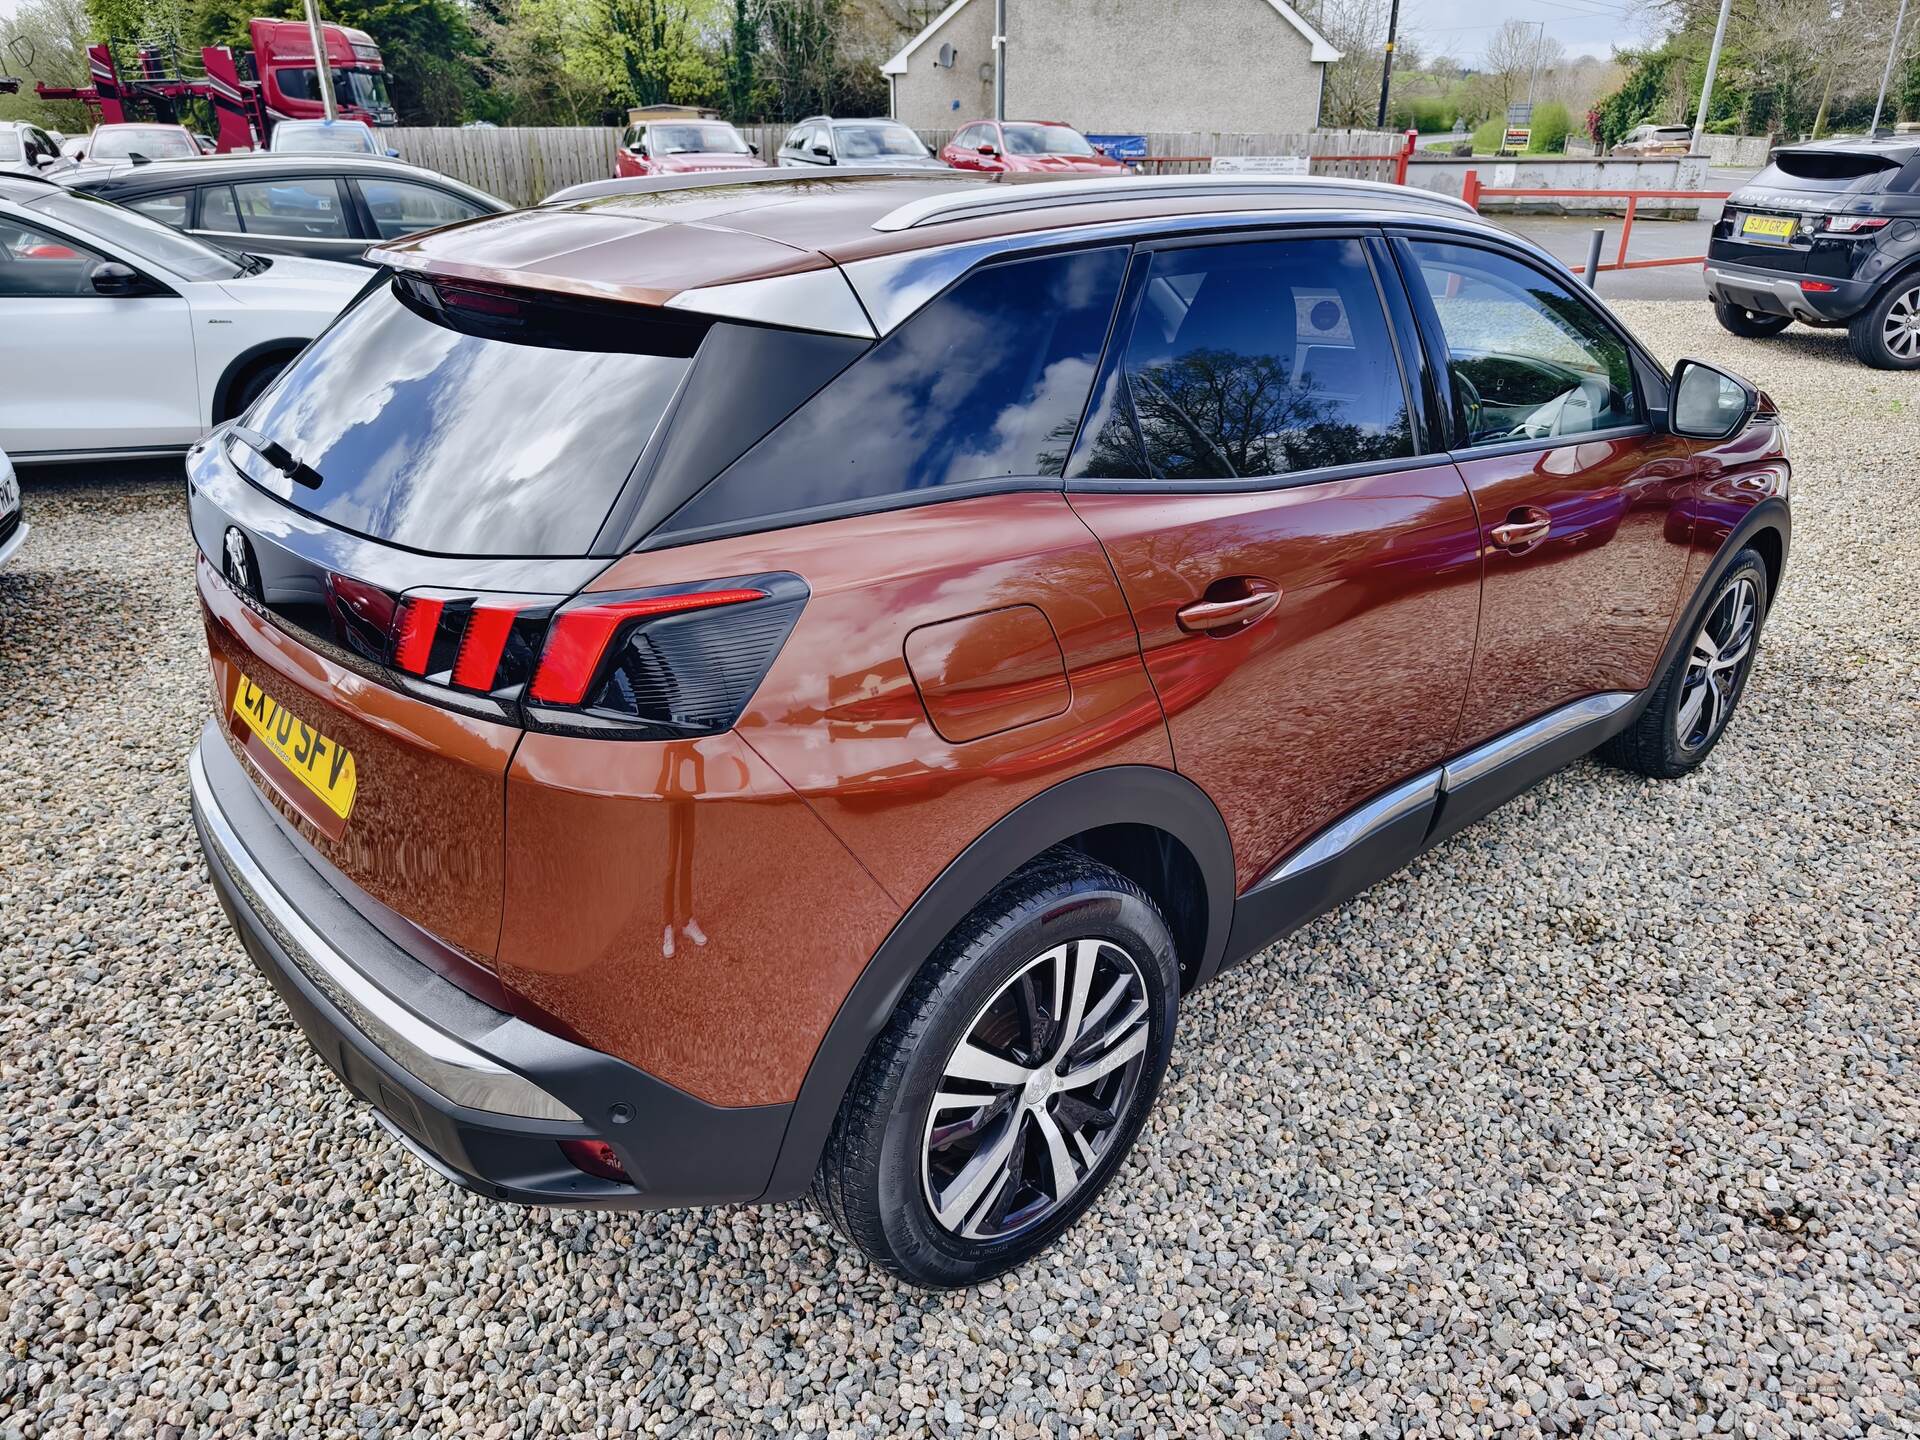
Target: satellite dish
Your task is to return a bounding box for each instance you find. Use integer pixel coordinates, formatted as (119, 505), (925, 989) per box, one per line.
(935, 41), (956, 68)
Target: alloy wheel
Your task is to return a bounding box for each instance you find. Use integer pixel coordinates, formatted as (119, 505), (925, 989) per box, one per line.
(1675, 576), (1758, 752)
(921, 939), (1151, 1241)
(1884, 284), (1920, 363)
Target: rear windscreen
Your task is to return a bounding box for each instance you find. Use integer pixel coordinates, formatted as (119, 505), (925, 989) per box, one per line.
(240, 281), (694, 556)
(1761, 150), (1909, 193)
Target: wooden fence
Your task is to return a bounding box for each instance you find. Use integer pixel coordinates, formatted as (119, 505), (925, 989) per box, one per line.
(387, 125), (1412, 207)
(387, 127), (620, 206)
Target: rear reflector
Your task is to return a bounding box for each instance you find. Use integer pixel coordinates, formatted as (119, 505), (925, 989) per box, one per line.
(391, 595), (445, 674)
(559, 1138), (631, 1184)
(529, 588), (768, 706)
(1800, 280), (1838, 292)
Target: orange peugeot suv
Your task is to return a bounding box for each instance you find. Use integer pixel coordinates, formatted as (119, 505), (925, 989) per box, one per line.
(189, 171), (1790, 1286)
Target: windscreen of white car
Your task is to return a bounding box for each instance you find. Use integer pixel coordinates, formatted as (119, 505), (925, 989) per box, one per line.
(1002, 125), (1096, 157)
(234, 277), (697, 556)
(274, 124), (379, 154)
(650, 123), (750, 155)
(87, 128), (199, 161)
(832, 123), (930, 159)
(24, 189), (248, 280)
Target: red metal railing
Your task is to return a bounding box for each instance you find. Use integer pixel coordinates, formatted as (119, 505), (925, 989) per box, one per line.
(1132, 130), (1420, 187)
(1459, 169), (1731, 272)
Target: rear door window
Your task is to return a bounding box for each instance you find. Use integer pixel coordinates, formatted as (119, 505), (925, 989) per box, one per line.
(238, 280), (695, 556)
(1069, 237), (1414, 482)
(232, 177), (351, 238)
(661, 245), (1128, 538)
(352, 177), (489, 238)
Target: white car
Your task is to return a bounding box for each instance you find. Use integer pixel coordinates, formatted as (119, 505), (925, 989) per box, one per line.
(0, 443), (24, 568)
(270, 119), (395, 158)
(0, 173), (367, 463)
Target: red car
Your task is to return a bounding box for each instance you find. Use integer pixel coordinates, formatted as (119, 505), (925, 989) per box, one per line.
(614, 118), (760, 178)
(940, 119), (1129, 174)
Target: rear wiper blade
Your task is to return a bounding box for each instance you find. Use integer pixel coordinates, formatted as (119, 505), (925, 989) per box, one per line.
(231, 426), (323, 489)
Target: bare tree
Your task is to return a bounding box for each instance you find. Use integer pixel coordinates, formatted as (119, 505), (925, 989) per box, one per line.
(1474, 19), (1567, 120)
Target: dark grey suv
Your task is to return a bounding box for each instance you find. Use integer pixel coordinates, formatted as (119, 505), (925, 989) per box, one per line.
(1705, 136), (1920, 368)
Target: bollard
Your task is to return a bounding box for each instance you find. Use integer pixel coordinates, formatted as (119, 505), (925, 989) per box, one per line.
(1584, 227), (1605, 288)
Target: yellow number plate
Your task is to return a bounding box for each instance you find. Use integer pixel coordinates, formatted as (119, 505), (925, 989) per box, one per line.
(231, 672), (358, 821)
(1741, 214), (1796, 239)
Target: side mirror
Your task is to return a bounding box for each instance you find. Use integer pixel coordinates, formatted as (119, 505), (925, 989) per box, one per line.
(977, 143), (997, 156)
(1669, 358), (1758, 440)
(89, 261), (144, 297)
(811, 142), (832, 158)
(748, 141), (759, 155)
(385, 147), (399, 158)
(32, 152), (56, 170)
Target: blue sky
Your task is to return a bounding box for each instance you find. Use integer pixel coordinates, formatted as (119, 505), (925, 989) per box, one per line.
(1409, 0), (1658, 62)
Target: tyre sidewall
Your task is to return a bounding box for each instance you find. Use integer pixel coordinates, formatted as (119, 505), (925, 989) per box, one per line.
(1647, 552), (1769, 773)
(1850, 278), (1920, 370)
(870, 882), (1179, 1288)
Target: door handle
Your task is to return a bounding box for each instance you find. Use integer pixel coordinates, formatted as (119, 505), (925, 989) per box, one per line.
(1489, 507), (1552, 552)
(1176, 578), (1282, 635)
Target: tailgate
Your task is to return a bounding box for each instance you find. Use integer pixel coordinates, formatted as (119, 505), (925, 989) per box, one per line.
(190, 447), (606, 968)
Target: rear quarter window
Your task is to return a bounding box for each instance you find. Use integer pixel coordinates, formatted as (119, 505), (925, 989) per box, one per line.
(660, 245), (1128, 538)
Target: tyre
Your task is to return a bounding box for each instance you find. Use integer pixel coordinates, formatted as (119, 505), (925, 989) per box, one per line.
(1846, 277), (1920, 369)
(219, 354), (292, 423)
(1712, 297), (1791, 338)
(814, 853), (1180, 1288)
(1600, 549), (1768, 780)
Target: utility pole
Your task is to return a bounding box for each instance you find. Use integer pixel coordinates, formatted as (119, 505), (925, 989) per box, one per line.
(992, 0), (1005, 122)
(1690, 0), (1732, 156)
(1375, 0), (1403, 129)
(1523, 19), (1546, 115)
(1871, 0), (1911, 135)
(302, 0), (337, 121)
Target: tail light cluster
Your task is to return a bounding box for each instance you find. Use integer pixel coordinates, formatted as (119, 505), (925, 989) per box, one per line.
(386, 573), (807, 739)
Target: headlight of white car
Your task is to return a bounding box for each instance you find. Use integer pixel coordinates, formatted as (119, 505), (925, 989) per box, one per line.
(0, 452), (18, 521)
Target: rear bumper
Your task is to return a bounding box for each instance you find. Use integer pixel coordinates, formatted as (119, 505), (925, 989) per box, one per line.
(189, 725), (791, 1209)
(1703, 260), (1872, 322)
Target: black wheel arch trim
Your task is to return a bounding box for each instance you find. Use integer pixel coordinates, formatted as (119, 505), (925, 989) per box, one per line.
(211, 338), (310, 424)
(758, 763), (1235, 1202)
(1647, 496), (1789, 709)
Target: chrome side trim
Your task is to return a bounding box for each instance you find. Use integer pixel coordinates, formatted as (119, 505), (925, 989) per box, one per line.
(0, 520), (28, 569)
(1441, 692), (1634, 791)
(665, 265), (877, 338)
(189, 744), (581, 1122)
(1256, 768), (1440, 889)
(869, 173), (1475, 232)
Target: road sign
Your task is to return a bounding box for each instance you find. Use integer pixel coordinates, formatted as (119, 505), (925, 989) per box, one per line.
(1504, 126), (1531, 150)
(1507, 102), (1533, 126)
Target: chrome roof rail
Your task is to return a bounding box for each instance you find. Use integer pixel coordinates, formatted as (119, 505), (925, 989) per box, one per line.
(541, 166), (974, 206)
(869, 172), (1474, 232)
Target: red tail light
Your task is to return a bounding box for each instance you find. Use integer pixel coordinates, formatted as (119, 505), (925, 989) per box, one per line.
(1800, 280), (1838, 293)
(529, 588), (768, 706)
(391, 595), (445, 674)
(452, 601), (523, 691)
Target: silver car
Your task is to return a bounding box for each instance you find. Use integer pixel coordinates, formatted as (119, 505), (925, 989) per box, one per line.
(0, 122), (73, 180)
(775, 117), (949, 171)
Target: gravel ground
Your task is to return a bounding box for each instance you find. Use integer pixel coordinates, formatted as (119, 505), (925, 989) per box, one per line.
(2, 304), (1917, 1440)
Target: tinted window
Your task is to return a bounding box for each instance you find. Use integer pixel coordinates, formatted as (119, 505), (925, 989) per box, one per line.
(241, 283), (692, 556)
(1407, 240), (1638, 446)
(834, 123), (929, 159)
(650, 123), (749, 155)
(356, 178), (488, 239)
(664, 246), (1127, 536)
(1070, 238), (1412, 482)
(128, 190), (191, 228)
(0, 220), (106, 297)
(1003, 124), (1094, 157)
(202, 186), (239, 230)
(233, 178), (351, 238)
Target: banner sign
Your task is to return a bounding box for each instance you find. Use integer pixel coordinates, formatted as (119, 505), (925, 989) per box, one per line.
(1210, 154), (1310, 175)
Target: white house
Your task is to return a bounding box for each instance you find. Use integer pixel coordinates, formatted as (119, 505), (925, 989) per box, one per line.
(882, 0), (1342, 136)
